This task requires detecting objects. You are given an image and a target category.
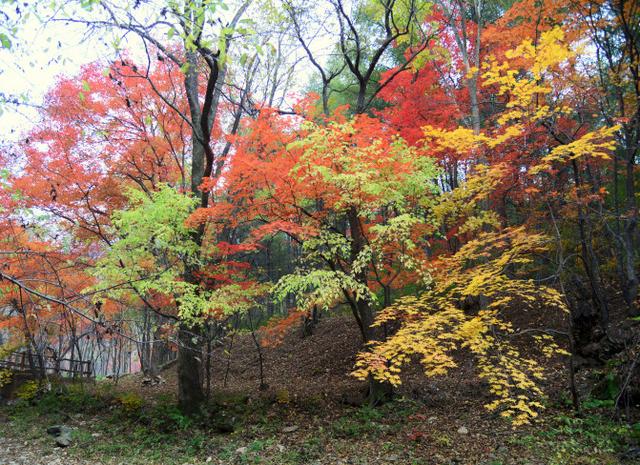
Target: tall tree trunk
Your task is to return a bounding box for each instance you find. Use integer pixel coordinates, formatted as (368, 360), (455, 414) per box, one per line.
(176, 45), (207, 413)
(572, 160), (610, 332)
(622, 158), (639, 315)
(175, 3), (248, 411)
(347, 208), (393, 404)
(177, 322), (204, 414)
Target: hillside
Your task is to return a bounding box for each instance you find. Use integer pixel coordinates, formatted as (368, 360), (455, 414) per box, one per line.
(1, 314), (638, 465)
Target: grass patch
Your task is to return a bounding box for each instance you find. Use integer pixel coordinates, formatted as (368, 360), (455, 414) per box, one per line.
(0, 383), (215, 465)
(329, 400), (417, 439)
(510, 413), (634, 465)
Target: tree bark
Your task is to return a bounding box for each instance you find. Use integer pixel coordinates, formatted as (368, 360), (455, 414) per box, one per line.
(177, 322), (204, 414)
(347, 208), (393, 404)
(571, 160), (610, 331)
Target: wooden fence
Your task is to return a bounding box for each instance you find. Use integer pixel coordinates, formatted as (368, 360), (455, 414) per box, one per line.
(0, 351), (92, 378)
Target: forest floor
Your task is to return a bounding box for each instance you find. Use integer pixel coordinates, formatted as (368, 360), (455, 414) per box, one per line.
(1, 315), (639, 465)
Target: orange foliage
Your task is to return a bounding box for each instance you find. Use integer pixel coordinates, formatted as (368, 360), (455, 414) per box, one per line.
(259, 310), (306, 348)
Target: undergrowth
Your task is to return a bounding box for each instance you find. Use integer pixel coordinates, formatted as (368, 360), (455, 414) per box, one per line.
(1, 382), (636, 465)
(511, 411), (638, 465)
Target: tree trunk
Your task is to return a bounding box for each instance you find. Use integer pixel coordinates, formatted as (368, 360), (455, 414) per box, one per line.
(347, 208), (393, 404)
(177, 322), (204, 414)
(176, 41), (208, 414)
(359, 298), (393, 405)
(571, 160), (610, 331)
(622, 158), (639, 315)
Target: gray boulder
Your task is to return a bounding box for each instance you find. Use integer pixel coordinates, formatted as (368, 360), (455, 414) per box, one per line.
(46, 425), (72, 448)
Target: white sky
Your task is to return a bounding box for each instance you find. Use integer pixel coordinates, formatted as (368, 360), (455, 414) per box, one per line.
(0, 1), (340, 147)
(0, 14), (114, 141)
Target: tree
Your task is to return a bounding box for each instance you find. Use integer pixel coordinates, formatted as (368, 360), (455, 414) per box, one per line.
(91, 184), (268, 387)
(573, 0), (639, 316)
(37, 0), (256, 412)
(352, 24), (620, 421)
(194, 107), (441, 402)
(353, 202), (569, 426)
(285, 0), (436, 115)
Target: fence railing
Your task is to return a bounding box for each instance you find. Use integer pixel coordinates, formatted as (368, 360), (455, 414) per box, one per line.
(0, 351), (92, 378)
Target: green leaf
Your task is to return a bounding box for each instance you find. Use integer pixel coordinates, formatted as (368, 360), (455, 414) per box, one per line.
(80, 0), (97, 11)
(0, 33), (12, 49)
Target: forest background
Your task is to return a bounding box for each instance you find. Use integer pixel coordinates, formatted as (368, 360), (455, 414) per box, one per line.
(0, 0), (639, 463)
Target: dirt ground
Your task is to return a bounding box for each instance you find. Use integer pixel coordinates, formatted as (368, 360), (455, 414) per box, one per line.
(0, 315), (636, 465)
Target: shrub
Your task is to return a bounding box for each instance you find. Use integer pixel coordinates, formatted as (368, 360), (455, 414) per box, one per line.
(116, 392), (144, 414)
(0, 369), (13, 388)
(15, 380), (39, 401)
(147, 402), (193, 432)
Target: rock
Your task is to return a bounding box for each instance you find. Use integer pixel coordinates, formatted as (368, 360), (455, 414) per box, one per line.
(621, 447), (640, 460)
(457, 426), (469, 435)
(91, 432), (102, 438)
(236, 446), (248, 454)
(282, 425), (299, 433)
(339, 392), (365, 407)
(494, 445), (508, 455)
(206, 457), (213, 463)
(212, 421), (235, 433)
(48, 425), (72, 436)
(54, 434), (72, 448)
(141, 375), (166, 386)
(581, 342), (601, 358)
(46, 425), (72, 448)
(46, 425), (64, 436)
(385, 454), (399, 461)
